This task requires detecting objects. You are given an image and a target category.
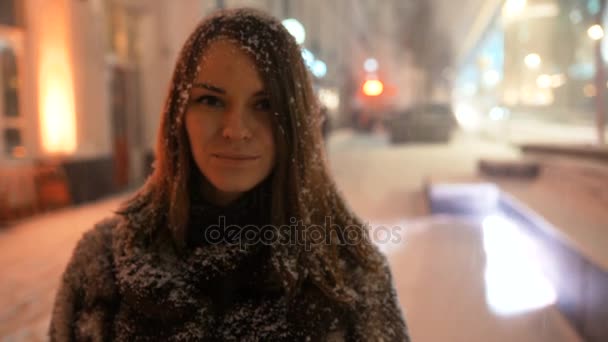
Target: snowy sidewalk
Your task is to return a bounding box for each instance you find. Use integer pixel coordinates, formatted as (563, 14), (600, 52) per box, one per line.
(379, 216), (582, 342)
(326, 130), (581, 341)
(0, 195), (127, 341)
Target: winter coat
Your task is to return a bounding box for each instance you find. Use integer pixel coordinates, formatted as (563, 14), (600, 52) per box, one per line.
(48, 191), (410, 341)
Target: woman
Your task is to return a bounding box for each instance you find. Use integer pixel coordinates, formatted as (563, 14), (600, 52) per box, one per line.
(49, 8), (409, 341)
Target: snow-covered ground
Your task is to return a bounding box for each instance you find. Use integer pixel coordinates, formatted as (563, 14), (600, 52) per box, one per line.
(326, 129), (580, 341)
(479, 115), (608, 146)
(369, 215), (581, 342)
(327, 129), (520, 220)
(0, 195), (128, 341)
(0, 129), (581, 341)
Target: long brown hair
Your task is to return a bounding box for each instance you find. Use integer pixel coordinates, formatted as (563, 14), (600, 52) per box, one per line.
(119, 8), (380, 304)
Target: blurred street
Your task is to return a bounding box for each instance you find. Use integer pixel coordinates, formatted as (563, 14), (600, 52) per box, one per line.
(328, 129), (584, 341)
(0, 130), (585, 341)
(1, 0), (608, 340)
(328, 128), (524, 222)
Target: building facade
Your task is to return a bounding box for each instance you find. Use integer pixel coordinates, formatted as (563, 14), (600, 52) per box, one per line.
(453, 0), (608, 144)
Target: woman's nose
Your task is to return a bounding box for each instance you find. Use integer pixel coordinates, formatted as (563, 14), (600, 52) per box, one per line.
(222, 107), (252, 140)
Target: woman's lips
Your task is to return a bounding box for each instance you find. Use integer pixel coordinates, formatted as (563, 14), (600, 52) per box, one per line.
(212, 153), (260, 167)
(212, 153), (260, 160)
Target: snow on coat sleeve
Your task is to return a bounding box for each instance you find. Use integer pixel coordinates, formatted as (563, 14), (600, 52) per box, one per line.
(48, 217), (120, 341)
(348, 249), (411, 341)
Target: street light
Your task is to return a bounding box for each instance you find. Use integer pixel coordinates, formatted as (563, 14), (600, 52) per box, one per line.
(39, 1), (77, 154)
(362, 80), (384, 96)
(312, 60), (327, 78)
(301, 48), (315, 68)
(503, 0), (527, 18)
(524, 53), (541, 69)
(483, 70), (501, 87)
(588, 24), (605, 40)
(536, 74), (552, 89)
(364, 58), (379, 73)
(282, 18), (306, 44)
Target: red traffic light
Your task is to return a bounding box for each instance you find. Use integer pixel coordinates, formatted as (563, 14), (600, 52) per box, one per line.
(362, 79), (384, 96)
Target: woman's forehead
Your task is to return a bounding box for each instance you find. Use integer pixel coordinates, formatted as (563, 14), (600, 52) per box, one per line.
(194, 39), (265, 92)
(199, 40), (258, 70)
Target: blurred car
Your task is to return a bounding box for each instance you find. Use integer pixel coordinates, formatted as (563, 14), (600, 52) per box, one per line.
(384, 103), (457, 143)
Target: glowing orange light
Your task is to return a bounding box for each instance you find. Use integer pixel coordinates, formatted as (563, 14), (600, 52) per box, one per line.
(38, 0), (76, 154)
(363, 79), (384, 96)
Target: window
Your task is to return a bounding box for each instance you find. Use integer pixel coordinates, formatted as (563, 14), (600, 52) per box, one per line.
(1, 45), (19, 117)
(4, 127), (23, 158)
(0, 0), (20, 27)
(0, 32), (25, 160)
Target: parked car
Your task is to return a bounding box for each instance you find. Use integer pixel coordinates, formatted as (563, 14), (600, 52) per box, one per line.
(384, 103), (457, 143)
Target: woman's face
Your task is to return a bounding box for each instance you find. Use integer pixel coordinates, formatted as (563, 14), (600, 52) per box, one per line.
(185, 40), (276, 206)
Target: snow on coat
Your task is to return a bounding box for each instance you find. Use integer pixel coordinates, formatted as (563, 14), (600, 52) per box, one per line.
(48, 212), (409, 341)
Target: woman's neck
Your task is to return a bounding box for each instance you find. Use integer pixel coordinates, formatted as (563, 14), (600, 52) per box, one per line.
(200, 182), (244, 207)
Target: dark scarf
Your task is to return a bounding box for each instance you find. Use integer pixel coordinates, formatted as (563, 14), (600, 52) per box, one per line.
(186, 180), (272, 249)
(111, 182), (349, 340)
(185, 182), (284, 316)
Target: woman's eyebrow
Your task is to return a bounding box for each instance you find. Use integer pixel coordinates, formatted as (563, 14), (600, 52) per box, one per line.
(192, 83), (266, 97)
(192, 83), (225, 94)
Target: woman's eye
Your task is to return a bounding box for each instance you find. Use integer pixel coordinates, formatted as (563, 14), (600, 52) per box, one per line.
(255, 98), (271, 111)
(195, 95), (223, 108)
